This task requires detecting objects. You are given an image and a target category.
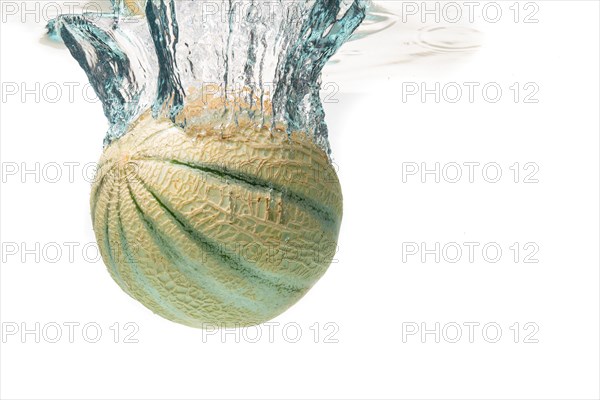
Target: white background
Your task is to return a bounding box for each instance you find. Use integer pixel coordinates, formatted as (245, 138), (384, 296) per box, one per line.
(1, 1), (599, 399)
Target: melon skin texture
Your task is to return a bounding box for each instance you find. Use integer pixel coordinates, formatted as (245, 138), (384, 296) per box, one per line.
(91, 114), (343, 328)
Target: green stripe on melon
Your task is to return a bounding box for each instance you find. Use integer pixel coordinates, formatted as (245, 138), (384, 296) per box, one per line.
(91, 112), (343, 328)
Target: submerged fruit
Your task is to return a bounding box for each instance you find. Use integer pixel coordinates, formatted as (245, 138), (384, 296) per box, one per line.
(50, 0), (366, 328)
(91, 111), (343, 328)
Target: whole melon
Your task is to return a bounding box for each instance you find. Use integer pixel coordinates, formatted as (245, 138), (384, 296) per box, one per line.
(91, 111), (343, 327)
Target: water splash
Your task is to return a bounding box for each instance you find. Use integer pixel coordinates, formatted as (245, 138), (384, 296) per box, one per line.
(47, 0), (367, 153)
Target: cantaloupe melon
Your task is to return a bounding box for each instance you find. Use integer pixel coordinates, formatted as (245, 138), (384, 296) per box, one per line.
(91, 105), (343, 328)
